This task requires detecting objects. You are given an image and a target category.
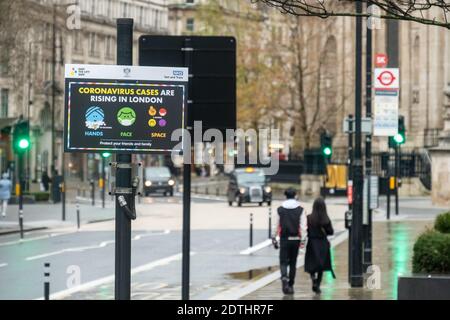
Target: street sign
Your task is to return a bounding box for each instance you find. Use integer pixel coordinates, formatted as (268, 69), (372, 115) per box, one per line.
(373, 90), (399, 136)
(64, 64), (188, 153)
(375, 54), (388, 68)
(374, 68), (399, 89)
(369, 175), (379, 210)
(138, 36), (236, 134)
(343, 117), (372, 134)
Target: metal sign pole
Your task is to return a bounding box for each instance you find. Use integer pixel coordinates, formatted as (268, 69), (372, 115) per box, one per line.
(363, 9), (373, 271)
(182, 37), (193, 301)
(115, 18), (133, 300)
(350, 1), (364, 288)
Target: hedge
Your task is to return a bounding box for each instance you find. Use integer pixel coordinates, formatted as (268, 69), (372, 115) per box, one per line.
(412, 230), (450, 274)
(434, 212), (450, 234)
(23, 192), (50, 202)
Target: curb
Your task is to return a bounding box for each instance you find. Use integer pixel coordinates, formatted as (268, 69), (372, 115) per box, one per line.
(0, 227), (47, 237)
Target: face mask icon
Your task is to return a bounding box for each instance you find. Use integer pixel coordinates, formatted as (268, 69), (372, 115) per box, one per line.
(117, 107), (136, 126)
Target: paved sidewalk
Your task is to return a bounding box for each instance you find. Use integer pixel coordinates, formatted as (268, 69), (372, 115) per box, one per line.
(242, 219), (433, 300)
(0, 202), (114, 235)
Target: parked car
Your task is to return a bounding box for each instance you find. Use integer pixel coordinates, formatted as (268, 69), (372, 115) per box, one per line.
(227, 167), (272, 206)
(143, 166), (175, 197)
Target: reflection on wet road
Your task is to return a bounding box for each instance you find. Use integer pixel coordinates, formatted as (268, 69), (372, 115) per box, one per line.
(243, 220), (432, 300)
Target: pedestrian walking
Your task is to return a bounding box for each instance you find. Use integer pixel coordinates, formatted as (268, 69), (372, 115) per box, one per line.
(304, 197), (336, 294)
(0, 173), (12, 218)
(41, 171), (51, 192)
(272, 188), (307, 295)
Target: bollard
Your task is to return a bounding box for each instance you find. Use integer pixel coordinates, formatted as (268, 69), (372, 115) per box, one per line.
(268, 206), (272, 239)
(387, 178), (391, 220)
(216, 187), (219, 196)
(91, 180), (95, 206)
(44, 262), (50, 300)
(76, 200), (80, 230)
(19, 209), (24, 240)
(250, 213), (254, 248)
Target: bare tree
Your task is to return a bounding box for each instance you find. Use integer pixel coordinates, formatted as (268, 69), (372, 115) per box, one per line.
(196, 0), (287, 130)
(280, 16), (352, 153)
(253, 0), (450, 29)
(0, 0), (41, 112)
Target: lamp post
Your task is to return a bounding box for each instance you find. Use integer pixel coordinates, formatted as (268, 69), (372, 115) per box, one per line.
(350, 0), (364, 288)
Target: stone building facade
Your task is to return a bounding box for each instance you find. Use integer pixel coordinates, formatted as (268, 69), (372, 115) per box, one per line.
(0, 0), (169, 182)
(167, 1), (450, 163)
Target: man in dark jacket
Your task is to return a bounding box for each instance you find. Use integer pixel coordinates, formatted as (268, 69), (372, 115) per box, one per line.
(272, 188), (307, 295)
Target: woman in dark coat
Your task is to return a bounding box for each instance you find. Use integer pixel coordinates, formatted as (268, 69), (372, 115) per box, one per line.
(304, 197), (335, 294)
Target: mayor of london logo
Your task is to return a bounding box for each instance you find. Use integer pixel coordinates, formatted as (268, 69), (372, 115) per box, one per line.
(85, 106), (106, 130)
(117, 107), (136, 126)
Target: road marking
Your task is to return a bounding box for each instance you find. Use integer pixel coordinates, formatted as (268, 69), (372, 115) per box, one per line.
(26, 240), (116, 261)
(133, 229), (170, 240)
(0, 231), (77, 247)
(36, 252), (195, 300)
(239, 239), (272, 255)
(0, 263), (7, 268)
(25, 230), (171, 261)
(209, 230), (348, 300)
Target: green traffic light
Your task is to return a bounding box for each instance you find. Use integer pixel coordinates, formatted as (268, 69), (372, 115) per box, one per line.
(18, 138), (30, 149)
(323, 147), (332, 156)
(394, 133), (404, 144)
(102, 152), (111, 158)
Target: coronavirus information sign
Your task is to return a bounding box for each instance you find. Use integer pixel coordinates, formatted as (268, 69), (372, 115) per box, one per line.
(64, 64), (188, 153)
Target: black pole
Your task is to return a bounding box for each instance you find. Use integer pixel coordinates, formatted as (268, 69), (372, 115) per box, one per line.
(387, 177), (391, 220)
(76, 200), (80, 230)
(350, 1), (364, 288)
(91, 179), (95, 206)
(102, 157), (106, 209)
(181, 37), (193, 301)
(44, 262), (50, 300)
(18, 153), (24, 240)
(395, 145), (400, 215)
(268, 206), (272, 239)
(115, 18), (133, 301)
(61, 179), (66, 221)
(363, 7), (373, 271)
(51, 4), (56, 180)
(347, 114), (354, 283)
(250, 213), (254, 248)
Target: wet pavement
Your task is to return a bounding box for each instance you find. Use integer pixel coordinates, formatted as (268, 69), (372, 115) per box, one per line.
(242, 220), (433, 300)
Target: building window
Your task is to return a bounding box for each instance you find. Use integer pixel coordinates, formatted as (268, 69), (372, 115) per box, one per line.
(106, 35), (114, 59)
(186, 18), (194, 32)
(72, 31), (82, 53)
(186, 0), (195, 4)
(121, 2), (129, 17)
(89, 33), (98, 56)
(138, 6), (144, 25)
(0, 89), (9, 118)
(107, 0), (112, 17)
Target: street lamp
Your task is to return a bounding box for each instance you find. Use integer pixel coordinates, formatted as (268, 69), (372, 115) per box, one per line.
(26, 40), (43, 191)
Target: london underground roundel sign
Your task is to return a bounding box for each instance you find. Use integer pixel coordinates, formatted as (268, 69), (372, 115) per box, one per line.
(374, 68), (399, 89)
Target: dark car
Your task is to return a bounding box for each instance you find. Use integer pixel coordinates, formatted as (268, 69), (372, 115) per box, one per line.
(227, 167), (272, 206)
(143, 166), (175, 197)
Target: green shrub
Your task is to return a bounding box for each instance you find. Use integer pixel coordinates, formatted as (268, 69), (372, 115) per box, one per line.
(412, 230), (450, 274)
(434, 212), (450, 234)
(32, 192), (50, 202)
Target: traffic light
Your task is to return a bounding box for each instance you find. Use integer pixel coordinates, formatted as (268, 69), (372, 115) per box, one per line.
(320, 131), (333, 158)
(12, 120), (30, 154)
(101, 152), (111, 158)
(389, 116), (406, 148)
